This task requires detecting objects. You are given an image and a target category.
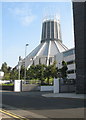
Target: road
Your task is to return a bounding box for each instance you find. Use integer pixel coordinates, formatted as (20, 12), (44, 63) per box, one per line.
(0, 91), (85, 119)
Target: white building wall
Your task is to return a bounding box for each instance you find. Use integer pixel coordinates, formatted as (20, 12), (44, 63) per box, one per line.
(54, 52), (63, 68)
(55, 48), (76, 80)
(67, 74), (76, 79)
(67, 64), (76, 70)
(64, 54), (75, 61)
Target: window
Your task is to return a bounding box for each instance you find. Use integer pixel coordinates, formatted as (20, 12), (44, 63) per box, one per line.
(67, 60), (75, 65)
(67, 69), (76, 74)
(51, 21), (54, 39)
(63, 49), (75, 57)
(47, 21), (50, 39)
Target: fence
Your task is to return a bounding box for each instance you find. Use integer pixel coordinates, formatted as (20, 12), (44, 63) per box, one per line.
(59, 78), (75, 93)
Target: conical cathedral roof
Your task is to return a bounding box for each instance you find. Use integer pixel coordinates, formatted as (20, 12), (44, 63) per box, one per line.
(20, 18), (68, 68)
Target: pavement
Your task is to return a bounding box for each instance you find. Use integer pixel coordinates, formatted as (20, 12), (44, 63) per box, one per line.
(1, 90), (86, 99)
(0, 104), (12, 119)
(42, 92), (86, 99)
(0, 89), (86, 99)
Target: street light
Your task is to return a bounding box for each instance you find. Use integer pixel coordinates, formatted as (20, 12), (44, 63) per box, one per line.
(18, 61), (21, 80)
(24, 44), (29, 80)
(18, 56), (22, 80)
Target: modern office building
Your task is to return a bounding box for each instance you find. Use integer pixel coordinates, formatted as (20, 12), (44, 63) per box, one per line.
(19, 18), (68, 68)
(55, 48), (76, 80)
(73, 1), (86, 93)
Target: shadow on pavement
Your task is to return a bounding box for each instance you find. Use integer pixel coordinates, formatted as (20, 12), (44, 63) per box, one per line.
(2, 91), (85, 110)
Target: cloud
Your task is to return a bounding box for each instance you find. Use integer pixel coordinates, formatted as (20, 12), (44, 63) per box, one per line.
(8, 7), (36, 26)
(21, 15), (35, 26)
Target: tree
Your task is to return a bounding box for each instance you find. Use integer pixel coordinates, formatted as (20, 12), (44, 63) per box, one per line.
(1, 62), (12, 80)
(10, 67), (18, 80)
(8, 66), (12, 73)
(27, 65), (36, 80)
(1, 62), (8, 73)
(27, 61), (59, 85)
(50, 61), (58, 78)
(35, 64), (46, 85)
(27, 64), (46, 84)
(20, 65), (25, 79)
(44, 65), (51, 84)
(60, 61), (68, 79)
(44, 61), (58, 84)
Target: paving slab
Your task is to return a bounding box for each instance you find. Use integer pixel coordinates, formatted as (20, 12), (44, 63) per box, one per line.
(42, 93), (86, 99)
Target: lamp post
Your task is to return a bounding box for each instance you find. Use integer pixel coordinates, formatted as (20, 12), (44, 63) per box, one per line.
(18, 56), (22, 80)
(24, 44), (29, 80)
(18, 61), (21, 80)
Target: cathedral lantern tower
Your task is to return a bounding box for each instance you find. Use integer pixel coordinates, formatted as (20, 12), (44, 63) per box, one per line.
(41, 19), (62, 43)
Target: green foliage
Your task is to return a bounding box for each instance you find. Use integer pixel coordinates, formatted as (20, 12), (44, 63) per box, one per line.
(1, 62), (19, 80)
(27, 64), (46, 84)
(1, 60), (68, 82)
(1, 62), (8, 73)
(3, 73), (10, 80)
(35, 64), (46, 83)
(2, 83), (14, 86)
(27, 62), (58, 85)
(27, 65), (36, 79)
(44, 61), (58, 84)
(26, 61), (60, 85)
(10, 68), (18, 80)
(1, 62), (12, 80)
(60, 61), (68, 79)
(20, 65), (25, 79)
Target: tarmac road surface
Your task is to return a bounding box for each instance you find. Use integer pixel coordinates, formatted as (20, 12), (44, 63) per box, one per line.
(1, 91), (85, 119)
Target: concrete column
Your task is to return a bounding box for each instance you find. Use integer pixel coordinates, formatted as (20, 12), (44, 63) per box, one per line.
(54, 78), (59, 93)
(14, 80), (22, 92)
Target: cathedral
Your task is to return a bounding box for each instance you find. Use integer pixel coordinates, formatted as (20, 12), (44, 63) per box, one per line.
(19, 18), (68, 68)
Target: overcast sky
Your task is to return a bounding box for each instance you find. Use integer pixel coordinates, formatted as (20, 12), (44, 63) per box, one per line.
(0, 1), (74, 68)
